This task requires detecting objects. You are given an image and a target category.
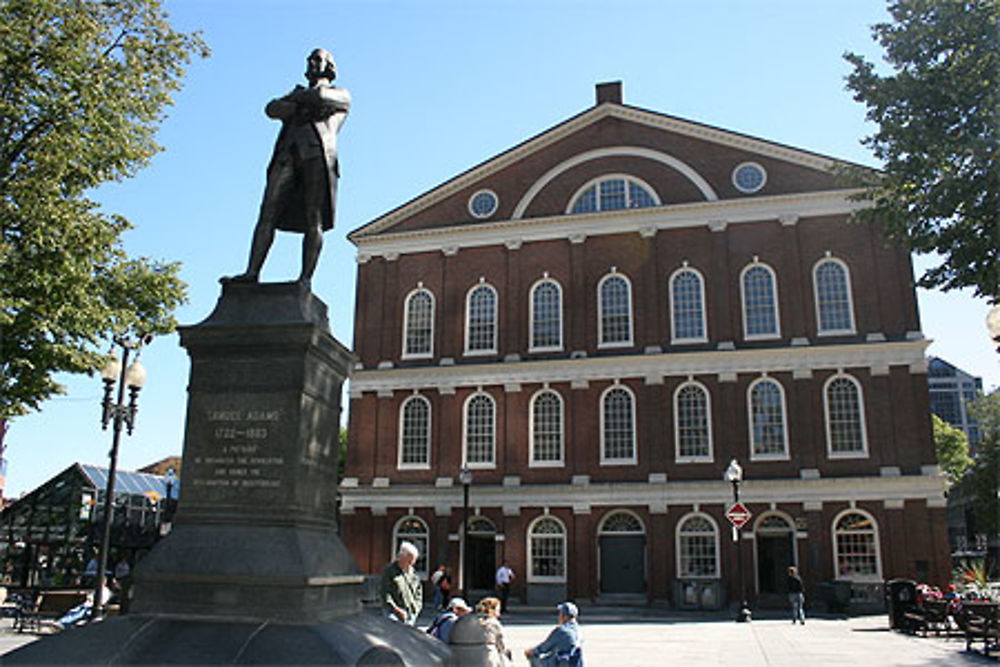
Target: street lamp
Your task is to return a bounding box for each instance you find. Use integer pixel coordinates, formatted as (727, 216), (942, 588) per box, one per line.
(160, 468), (177, 537)
(724, 458), (751, 623)
(93, 333), (150, 619)
(459, 466), (473, 598)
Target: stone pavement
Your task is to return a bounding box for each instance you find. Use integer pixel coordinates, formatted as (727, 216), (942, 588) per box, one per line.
(0, 612), (993, 665)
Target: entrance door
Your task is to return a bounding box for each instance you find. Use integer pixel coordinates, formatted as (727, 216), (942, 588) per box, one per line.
(466, 517), (496, 592)
(755, 515), (795, 595)
(599, 535), (645, 594)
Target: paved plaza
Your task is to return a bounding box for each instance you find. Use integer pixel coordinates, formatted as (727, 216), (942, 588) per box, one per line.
(0, 611), (993, 666)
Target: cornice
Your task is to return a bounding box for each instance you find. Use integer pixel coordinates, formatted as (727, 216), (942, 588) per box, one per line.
(339, 473), (944, 512)
(348, 340), (929, 395)
(354, 189), (868, 261)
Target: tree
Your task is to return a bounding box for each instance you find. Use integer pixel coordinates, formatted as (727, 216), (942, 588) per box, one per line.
(843, 0), (1000, 300)
(0, 0), (209, 418)
(956, 390), (1000, 566)
(933, 414), (972, 484)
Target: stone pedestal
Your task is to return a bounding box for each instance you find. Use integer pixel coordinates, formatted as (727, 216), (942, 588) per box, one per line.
(6, 283), (448, 665)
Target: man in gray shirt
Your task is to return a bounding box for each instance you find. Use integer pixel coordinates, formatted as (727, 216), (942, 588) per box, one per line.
(380, 542), (422, 625)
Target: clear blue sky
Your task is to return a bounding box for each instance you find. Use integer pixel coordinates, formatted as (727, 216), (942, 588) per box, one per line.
(6, 0), (998, 498)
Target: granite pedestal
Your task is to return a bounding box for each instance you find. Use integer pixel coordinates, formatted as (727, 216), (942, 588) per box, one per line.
(5, 283), (449, 665)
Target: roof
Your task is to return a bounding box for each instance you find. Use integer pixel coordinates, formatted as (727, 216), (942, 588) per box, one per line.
(79, 464), (179, 500)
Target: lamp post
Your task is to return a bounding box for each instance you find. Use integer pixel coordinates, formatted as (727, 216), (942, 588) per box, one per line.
(93, 334), (149, 619)
(724, 458), (751, 623)
(160, 468), (176, 537)
(459, 466), (472, 598)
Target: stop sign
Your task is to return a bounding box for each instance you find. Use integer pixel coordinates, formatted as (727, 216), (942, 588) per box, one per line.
(726, 502), (752, 529)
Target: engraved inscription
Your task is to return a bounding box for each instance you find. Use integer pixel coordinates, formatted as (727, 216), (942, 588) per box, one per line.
(192, 407), (284, 490)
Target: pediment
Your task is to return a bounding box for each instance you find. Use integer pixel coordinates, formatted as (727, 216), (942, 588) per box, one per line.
(349, 102), (865, 243)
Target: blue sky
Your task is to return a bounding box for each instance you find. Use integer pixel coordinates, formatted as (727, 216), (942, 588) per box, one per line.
(5, 0), (998, 497)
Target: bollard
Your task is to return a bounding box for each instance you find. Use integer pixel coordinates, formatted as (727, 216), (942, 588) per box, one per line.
(448, 613), (491, 666)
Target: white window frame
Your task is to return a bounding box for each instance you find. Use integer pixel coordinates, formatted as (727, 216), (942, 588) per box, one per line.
(528, 276), (564, 352)
(747, 376), (790, 461)
(823, 373), (869, 459)
(397, 394), (431, 470)
(673, 380), (714, 463)
(675, 512), (720, 580)
(832, 509), (883, 583)
(813, 256), (857, 336)
(462, 390), (496, 469)
(392, 515), (430, 579)
(669, 266), (708, 344)
(464, 281), (498, 356)
(401, 286), (435, 360)
(565, 173), (661, 214)
(740, 261), (781, 341)
(529, 388), (565, 468)
(599, 383), (637, 465)
(597, 270), (634, 349)
(527, 515), (567, 583)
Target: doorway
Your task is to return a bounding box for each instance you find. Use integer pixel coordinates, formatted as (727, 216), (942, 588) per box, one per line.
(598, 511), (646, 595)
(755, 514), (795, 595)
(466, 517), (496, 592)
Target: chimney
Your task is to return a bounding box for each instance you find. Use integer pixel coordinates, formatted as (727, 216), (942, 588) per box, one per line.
(595, 81), (623, 106)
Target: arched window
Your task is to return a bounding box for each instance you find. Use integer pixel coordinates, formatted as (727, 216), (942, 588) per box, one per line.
(465, 282), (498, 354)
(598, 271), (633, 347)
(463, 392), (496, 467)
(599, 510), (645, 535)
(398, 395), (431, 468)
(833, 510), (882, 581)
(676, 513), (719, 578)
(393, 515), (429, 578)
(527, 516), (566, 582)
(814, 258), (855, 334)
(670, 267), (707, 343)
(601, 385), (636, 464)
(674, 381), (712, 462)
(825, 374), (868, 458)
(402, 287), (434, 358)
(748, 378), (788, 460)
(568, 175), (659, 214)
(741, 262), (780, 339)
(530, 278), (563, 351)
(530, 389), (564, 466)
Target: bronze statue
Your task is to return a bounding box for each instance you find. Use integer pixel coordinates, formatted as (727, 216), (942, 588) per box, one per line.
(230, 48), (351, 287)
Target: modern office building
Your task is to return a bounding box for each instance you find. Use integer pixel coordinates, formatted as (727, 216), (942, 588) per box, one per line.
(339, 83), (949, 609)
(927, 356), (983, 448)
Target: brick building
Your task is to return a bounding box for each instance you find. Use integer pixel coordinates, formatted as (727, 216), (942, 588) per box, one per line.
(339, 84), (950, 609)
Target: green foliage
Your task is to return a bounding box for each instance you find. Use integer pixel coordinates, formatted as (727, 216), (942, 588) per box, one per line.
(338, 427), (347, 483)
(0, 0), (209, 418)
(953, 560), (995, 598)
(955, 390), (1000, 548)
(843, 0), (1000, 300)
(933, 414), (972, 483)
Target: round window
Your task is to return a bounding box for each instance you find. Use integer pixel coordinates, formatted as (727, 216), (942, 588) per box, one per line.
(732, 162), (767, 194)
(469, 189), (499, 219)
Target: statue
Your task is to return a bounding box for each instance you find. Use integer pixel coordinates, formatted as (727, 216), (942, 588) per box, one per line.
(229, 48), (351, 287)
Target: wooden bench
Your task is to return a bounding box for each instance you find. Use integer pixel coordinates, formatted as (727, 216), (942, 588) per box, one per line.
(14, 590), (89, 633)
(958, 601), (1000, 656)
(901, 599), (952, 637)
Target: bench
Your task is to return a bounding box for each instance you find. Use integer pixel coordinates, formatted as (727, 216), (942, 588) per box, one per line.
(14, 590), (89, 633)
(958, 601), (1000, 655)
(901, 599), (952, 637)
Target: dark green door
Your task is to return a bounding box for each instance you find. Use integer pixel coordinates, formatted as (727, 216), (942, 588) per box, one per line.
(757, 533), (794, 594)
(599, 535), (645, 594)
(468, 535), (495, 590)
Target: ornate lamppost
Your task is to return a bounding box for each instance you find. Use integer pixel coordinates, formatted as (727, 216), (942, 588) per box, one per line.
(459, 466), (472, 598)
(160, 468), (177, 537)
(92, 334), (149, 619)
(724, 458), (752, 623)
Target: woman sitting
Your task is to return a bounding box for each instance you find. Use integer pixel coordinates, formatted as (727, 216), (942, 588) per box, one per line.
(476, 596), (513, 666)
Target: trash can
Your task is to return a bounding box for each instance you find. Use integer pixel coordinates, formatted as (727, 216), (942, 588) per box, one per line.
(885, 578), (917, 630)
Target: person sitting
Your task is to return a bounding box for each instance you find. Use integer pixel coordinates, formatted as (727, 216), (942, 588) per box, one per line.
(524, 602), (583, 666)
(426, 596), (471, 643)
(476, 596), (512, 666)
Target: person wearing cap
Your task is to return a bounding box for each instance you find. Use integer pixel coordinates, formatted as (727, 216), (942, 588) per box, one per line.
(524, 602), (582, 666)
(426, 596), (471, 643)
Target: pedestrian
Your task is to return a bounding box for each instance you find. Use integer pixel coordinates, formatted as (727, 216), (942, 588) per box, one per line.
(426, 596), (471, 643)
(495, 560), (514, 613)
(476, 596), (512, 666)
(379, 542), (422, 626)
(430, 564), (446, 610)
(524, 601), (582, 666)
(787, 565), (805, 625)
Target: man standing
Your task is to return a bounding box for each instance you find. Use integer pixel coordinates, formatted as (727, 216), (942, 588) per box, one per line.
(231, 48), (351, 287)
(380, 542), (422, 625)
(787, 565), (805, 625)
(495, 560), (514, 613)
(525, 602), (582, 666)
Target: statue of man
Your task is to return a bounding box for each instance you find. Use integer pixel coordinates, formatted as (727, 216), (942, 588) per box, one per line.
(231, 48), (351, 287)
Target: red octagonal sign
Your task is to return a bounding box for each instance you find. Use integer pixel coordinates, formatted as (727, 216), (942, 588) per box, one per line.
(726, 502), (752, 529)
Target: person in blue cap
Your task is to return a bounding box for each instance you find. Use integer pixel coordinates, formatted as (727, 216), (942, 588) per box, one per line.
(524, 601), (582, 666)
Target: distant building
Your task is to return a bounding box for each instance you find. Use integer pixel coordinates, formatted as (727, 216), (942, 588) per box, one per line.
(0, 463), (178, 588)
(927, 356), (982, 447)
(340, 83), (950, 610)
